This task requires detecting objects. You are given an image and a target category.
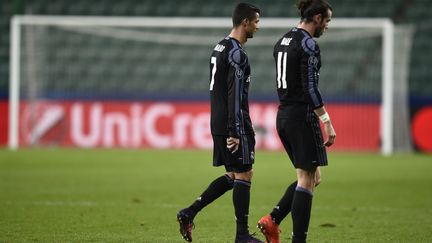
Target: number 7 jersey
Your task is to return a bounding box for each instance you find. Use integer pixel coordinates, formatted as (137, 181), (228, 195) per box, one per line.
(209, 36), (254, 138)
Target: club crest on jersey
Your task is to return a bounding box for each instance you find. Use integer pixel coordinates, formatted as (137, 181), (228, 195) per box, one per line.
(214, 44), (225, 52)
(235, 69), (243, 78)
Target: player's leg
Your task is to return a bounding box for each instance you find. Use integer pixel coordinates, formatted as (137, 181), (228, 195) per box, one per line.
(258, 179), (296, 243)
(315, 167), (321, 186)
(259, 116), (325, 243)
(265, 167), (320, 224)
(184, 172), (235, 217)
(177, 172), (234, 241)
(233, 169), (263, 243)
(177, 175), (235, 242)
(233, 169), (253, 237)
(265, 132), (299, 225)
(259, 168), (321, 243)
(270, 180), (297, 222)
(257, 117), (293, 243)
(269, 118), (299, 223)
(290, 167), (316, 243)
(177, 136), (235, 242)
(290, 118), (326, 243)
(231, 134), (262, 243)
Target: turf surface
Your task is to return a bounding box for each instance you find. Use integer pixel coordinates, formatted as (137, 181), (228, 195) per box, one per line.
(0, 149), (431, 242)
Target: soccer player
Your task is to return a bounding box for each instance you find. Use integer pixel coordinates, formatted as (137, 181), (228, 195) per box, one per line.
(257, 1), (335, 243)
(177, 3), (263, 243)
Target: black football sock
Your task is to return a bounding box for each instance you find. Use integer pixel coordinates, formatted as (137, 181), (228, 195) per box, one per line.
(270, 180), (297, 225)
(188, 174), (234, 217)
(291, 186), (313, 243)
(233, 179), (251, 236)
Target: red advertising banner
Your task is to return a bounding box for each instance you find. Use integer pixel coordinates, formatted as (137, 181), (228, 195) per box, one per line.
(412, 107), (432, 152)
(10, 100), (380, 151)
(0, 101), (7, 145)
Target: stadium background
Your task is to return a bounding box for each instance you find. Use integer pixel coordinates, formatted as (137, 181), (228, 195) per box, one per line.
(1, 1), (432, 242)
(0, 0), (431, 152)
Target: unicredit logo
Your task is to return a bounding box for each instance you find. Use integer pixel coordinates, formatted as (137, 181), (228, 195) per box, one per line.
(69, 102), (214, 148)
(21, 102), (66, 145)
(18, 101), (280, 149)
(69, 102), (211, 148)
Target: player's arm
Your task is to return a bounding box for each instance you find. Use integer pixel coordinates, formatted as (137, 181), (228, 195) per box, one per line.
(300, 38), (324, 109)
(226, 49), (245, 152)
(314, 106), (336, 147)
(300, 38), (336, 146)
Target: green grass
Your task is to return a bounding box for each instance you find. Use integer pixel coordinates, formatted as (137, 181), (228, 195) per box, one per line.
(0, 149), (431, 242)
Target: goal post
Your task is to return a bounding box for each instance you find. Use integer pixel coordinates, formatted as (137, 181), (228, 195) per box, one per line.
(9, 16), (409, 154)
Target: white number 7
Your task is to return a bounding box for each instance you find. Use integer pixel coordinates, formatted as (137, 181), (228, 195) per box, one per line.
(210, 56), (217, 90)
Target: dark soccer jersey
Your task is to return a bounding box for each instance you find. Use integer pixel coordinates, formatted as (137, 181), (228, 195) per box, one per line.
(209, 37), (254, 137)
(274, 28), (324, 121)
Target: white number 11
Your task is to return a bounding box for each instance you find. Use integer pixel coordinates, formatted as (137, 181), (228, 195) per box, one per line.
(277, 52), (287, 89)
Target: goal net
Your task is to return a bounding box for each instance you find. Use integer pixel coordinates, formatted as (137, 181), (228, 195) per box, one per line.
(9, 16), (413, 153)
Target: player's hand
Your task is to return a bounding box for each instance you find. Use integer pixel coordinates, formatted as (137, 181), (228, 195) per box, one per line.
(227, 137), (240, 153)
(323, 121), (336, 147)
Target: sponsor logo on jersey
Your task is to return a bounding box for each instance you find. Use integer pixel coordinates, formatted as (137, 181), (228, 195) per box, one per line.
(214, 44), (225, 52)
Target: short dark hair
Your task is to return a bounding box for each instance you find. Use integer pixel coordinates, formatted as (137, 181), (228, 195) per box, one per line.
(297, 0), (332, 22)
(232, 3), (261, 27)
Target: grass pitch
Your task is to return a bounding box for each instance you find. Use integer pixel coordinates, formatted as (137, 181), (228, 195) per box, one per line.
(0, 149), (431, 242)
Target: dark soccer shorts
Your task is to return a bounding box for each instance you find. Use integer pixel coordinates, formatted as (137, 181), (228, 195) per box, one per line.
(276, 118), (328, 171)
(212, 134), (255, 173)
